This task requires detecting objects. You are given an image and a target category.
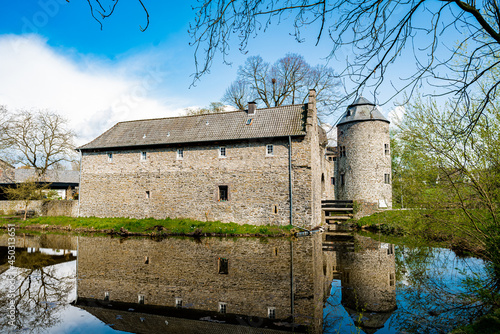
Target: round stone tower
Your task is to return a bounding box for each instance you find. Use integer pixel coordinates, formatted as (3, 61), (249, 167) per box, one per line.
(335, 97), (392, 215)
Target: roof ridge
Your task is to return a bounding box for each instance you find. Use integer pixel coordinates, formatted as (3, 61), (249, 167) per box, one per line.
(115, 103), (307, 125)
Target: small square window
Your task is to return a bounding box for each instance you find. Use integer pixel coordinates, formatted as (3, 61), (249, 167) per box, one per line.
(177, 148), (184, 160)
(246, 118), (253, 125)
(384, 173), (391, 184)
(268, 307), (276, 319)
(266, 144), (274, 156)
(219, 302), (227, 314)
(141, 151), (147, 161)
(138, 295), (145, 304)
(218, 257), (229, 274)
(107, 153), (113, 163)
(219, 146), (226, 158)
(175, 298), (183, 309)
(218, 185), (228, 202)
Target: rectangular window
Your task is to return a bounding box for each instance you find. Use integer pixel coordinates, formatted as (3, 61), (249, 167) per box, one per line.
(141, 151), (147, 161)
(219, 302), (227, 314)
(331, 177), (335, 185)
(107, 153), (113, 163)
(385, 143), (390, 155)
(340, 174), (345, 187)
(389, 273), (395, 286)
(266, 144), (274, 156)
(138, 295), (145, 304)
(218, 185), (228, 202)
(384, 173), (391, 184)
(146, 191), (151, 199)
(272, 204), (278, 214)
(144, 256), (150, 264)
(343, 271), (350, 284)
(218, 257), (229, 274)
(177, 148), (184, 160)
(246, 118), (253, 125)
(104, 292), (110, 301)
(219, 146), (226, 158)
(175, 298), (183, 309)
(268, 307), (276, 319)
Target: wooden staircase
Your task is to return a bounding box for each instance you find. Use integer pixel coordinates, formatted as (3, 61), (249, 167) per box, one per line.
(322, 200), (354, 225)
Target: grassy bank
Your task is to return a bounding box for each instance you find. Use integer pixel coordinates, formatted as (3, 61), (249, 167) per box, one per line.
(353, 209), (485, 256)
(0, 216), (294, 237)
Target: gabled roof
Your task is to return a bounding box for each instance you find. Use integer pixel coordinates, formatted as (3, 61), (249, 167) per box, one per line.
(337, 97), (389, 126)
(79, 104), (307, 151)
(15, 169), (80, 184)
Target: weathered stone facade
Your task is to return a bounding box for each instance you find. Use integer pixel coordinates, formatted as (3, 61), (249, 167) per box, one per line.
(335, 97), (392, 216)
(76, 235), (330, 333)
(79, 90), (330, 228)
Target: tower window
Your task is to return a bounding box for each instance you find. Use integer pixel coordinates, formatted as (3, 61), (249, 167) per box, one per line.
(218, 185), (228, 201)
(385, 143), (390, 155)
(141, 151), (147, 161)
(384, 173), (391, 184)
(268, 307), (276, 319)
(107, 153), (113, 163)
(331, 177), (335, 185)
(146, 191), (151, 199)
(389, 273), (395, 286)
(104, 292), (110, 301)
(138, 295), (145, 304)
(272, 204), (278, 214)
(177, 148), (184, 160)
(144, 256), (150, 264)
(340, 173), (345, 187)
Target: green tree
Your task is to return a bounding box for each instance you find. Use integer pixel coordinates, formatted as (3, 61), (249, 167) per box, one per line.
(4, 178), (49, 220)
(183, 102), (227, 116)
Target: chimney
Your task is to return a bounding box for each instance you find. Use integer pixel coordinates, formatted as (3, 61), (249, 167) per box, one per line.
(248, 102), (257, 115)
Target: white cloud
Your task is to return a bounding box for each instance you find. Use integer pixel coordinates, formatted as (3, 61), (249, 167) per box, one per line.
(0, 34), (185, 145)
(388, 105), (405, 127)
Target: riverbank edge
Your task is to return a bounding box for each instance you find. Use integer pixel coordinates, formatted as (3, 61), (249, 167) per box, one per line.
(0, 216), (294, 238)
(352, 209), (500, 334)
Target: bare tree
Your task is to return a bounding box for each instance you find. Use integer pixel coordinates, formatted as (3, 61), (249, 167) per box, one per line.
(4, 110), (76, 176)
(224, 54), (340, 114)
(4, 178), (50, 220)
(186, 0), (500, 130)
(183, 101), (228, 116)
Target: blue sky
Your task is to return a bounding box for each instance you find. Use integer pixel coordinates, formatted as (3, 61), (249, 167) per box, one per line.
(0, 1), (410, 145)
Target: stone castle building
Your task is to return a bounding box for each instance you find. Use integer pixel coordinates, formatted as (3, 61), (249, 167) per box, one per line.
(78, 90), (334, 227)
(335, 97), (392, 214)
(78, 91), (391, 225)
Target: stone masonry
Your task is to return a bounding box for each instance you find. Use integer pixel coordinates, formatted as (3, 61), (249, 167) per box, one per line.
(78, 90), (330, 228)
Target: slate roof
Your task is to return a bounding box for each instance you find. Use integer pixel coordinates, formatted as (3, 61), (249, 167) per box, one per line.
(337, 97), (389, 126)
(79, 104), (307, 151)
(15, 169), (80, 184)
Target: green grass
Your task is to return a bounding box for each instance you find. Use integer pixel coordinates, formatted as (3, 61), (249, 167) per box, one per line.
(0, 216), (294, 236)
(352, 209), (487, 256)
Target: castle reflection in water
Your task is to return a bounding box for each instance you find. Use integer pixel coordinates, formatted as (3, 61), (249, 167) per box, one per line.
(75, 231), (396, 333)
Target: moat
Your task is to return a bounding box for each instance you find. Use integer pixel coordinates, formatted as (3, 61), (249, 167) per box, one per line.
(0, 231), (487, 333)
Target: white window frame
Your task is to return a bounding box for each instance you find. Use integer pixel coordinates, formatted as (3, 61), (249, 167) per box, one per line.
(267, 307), (276, 319)
(219, 302), (227, 314)
(175, 298), (183, 308)
(138, 295), (145, 304)
(177, 148), (184, 160)
(107, 152), (113, 163)
(266, 144), (274, 157)
(219, 146), (226, 158)
(141, 151), (147, 161)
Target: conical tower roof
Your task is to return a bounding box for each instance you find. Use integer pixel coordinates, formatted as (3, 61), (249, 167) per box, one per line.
(337, 96), (389, 126)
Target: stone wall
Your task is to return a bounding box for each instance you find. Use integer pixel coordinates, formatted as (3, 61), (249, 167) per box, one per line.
(0, 200), (78, 217)
(77, 235), (329, 332)
(335, 120), (392, 212)
(79, 104), (324, 228)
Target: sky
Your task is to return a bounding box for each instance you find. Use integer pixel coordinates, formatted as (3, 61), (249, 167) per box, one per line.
(0, 1), (410, 146)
